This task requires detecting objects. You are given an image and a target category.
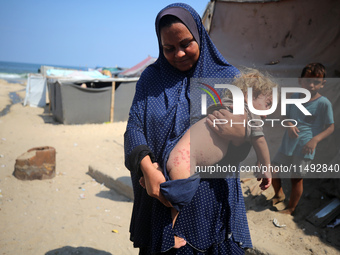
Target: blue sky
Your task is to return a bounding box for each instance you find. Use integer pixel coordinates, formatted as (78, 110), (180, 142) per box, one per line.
(0, 0), (209, 69)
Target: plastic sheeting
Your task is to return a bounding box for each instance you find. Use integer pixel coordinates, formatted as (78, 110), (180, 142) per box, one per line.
(47, 78), (138, 124)
(24, 74), (46, 107)
(205, 0), (340, 77)
(120, 56), (156, 77)
(46, 69), (109, 79)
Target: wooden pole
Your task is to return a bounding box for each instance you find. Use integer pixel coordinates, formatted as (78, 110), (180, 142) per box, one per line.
(110, 81), (116, 123)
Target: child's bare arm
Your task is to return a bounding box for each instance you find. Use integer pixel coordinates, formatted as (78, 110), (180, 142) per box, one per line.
(252, 136), (271, 167)
(302, 123), (334, 155)
(252, 136), (272, 190)
(285, 121), (300, 138)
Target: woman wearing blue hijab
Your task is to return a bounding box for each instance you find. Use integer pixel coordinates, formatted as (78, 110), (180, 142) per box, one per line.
(124, 3), (252, 254)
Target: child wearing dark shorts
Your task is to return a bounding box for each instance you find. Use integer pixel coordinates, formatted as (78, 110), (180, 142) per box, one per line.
(271, 63), (334, 215)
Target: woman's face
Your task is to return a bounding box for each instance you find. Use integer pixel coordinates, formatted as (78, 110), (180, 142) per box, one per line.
(160, 22), (200, 72)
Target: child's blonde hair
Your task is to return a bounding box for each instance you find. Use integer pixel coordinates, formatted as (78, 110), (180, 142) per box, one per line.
(225, 68), (278, 99)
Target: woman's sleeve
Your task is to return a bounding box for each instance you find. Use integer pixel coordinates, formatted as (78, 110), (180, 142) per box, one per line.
(124, 76), (155, 175)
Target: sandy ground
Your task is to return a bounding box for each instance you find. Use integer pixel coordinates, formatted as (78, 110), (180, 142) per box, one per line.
(0, 79), (339, 255)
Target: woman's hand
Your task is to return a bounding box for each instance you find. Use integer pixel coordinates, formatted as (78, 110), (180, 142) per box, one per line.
(140, 156), (172, 207)
(206, 108), (246, 140)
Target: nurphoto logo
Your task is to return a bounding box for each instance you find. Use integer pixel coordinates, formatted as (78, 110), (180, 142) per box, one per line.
(200, 83), (312, 128)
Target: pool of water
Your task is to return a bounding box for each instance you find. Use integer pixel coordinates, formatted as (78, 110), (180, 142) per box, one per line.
(0, 92), (22, 117)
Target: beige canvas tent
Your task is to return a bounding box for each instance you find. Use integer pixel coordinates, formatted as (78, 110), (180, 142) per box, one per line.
(202, 0), (340, 77)
(202, 0), (340, 167)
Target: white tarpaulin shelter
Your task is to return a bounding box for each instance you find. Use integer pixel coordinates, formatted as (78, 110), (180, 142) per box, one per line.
(24, 73), (47, 107)
(23, 69), (111, 108)
(203, 0), (340, 77)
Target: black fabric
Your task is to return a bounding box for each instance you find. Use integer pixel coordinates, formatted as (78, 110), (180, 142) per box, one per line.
(125, 144), (155, 177)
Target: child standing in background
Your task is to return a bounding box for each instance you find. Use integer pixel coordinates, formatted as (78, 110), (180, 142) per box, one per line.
(271, 63), (334, 215)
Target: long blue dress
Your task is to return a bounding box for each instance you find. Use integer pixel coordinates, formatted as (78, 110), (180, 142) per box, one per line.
(124, 3), (252, 254)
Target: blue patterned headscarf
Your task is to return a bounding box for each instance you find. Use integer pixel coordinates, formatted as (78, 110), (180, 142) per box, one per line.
(155, 3), (239, 82)
(125, 2), (240, 167)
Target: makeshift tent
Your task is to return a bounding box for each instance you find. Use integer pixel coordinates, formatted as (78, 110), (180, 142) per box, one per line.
(23, 68), (111, 108)
(202, 0), (340, 169)
(48, 77), (138, 124)
(120, 56), (157, 77)
(40, 65), (80, 77)
(24, 73), (47, 107)
(203, 0), (340, 77)
(46, 69), (109, 79)
(102, 67), (125, 77)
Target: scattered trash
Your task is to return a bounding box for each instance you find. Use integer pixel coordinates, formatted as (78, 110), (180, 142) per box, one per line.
(79, 194), (85, 199)
(105, 209), (110, 212)
(74, 143), (78, 147)
(1, 165), (5, 168)
(1, 138), (6, 141)
(0, 155), (4, 158)
(307, 198), (340, 227)
(273, 218), (286, 228)
(326, 218), (340, 228)
(112, 229), (119, 233)
(0, 189), (2, 198)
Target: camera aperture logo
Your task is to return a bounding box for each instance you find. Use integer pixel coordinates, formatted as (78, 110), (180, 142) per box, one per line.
(199, 82), (223, 107)
(200, 83), (312, 128)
